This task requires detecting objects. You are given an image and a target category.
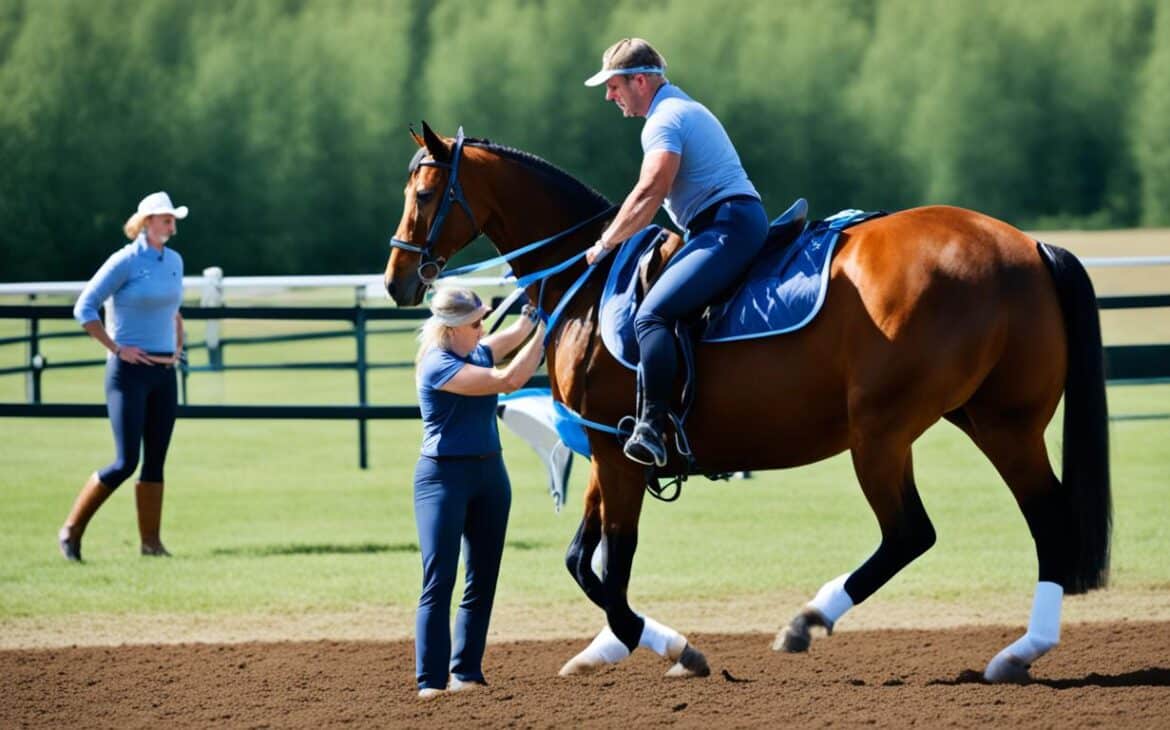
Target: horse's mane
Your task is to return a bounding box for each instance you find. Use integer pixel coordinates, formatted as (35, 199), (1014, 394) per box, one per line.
(409, 138), (611, 211)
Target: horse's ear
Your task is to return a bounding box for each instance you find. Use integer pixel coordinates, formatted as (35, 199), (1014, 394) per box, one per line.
(420, 120), (450, 163)
(409, 123), (425, 148)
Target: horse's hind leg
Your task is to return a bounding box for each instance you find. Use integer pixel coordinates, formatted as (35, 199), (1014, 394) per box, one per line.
(777, 436), (936, 652)
(960, 414), (1068, 683)
(559, 456), (710, 678)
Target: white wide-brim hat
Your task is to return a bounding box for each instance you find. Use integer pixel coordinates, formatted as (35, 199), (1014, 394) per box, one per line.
(136, 191), (189, 219)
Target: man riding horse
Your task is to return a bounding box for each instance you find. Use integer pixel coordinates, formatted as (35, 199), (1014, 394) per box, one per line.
(584, 38), (769, 468)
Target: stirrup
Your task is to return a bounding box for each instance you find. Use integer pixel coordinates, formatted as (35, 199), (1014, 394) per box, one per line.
(623, 421), (668, 467)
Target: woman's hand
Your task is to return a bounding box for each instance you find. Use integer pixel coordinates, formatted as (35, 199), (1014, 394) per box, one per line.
(115, 345), (154, 365)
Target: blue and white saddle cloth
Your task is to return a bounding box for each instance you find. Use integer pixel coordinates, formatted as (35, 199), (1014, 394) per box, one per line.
(600, 206), (885, 369)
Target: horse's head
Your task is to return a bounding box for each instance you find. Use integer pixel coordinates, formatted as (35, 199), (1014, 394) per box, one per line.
(385, 122), (487, 306)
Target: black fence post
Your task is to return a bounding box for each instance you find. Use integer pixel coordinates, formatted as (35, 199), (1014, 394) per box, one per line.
(355, 292), (369, 470)
(27, 293), (42, 404)
(180, 345), (189, 405)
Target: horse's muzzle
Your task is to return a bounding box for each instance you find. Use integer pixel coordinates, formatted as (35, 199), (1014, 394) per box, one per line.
(385, 274), (426, 307)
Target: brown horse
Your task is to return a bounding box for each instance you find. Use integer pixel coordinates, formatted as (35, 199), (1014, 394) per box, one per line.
(385, 123), (1110, 683)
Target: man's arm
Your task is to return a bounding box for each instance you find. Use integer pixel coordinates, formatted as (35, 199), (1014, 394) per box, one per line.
(586, 149), (680, 264)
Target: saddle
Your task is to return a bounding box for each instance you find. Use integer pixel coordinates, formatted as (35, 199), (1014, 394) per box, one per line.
(597, 200), (885, 496)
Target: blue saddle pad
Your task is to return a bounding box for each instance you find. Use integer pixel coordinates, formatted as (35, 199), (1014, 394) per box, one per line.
(599, 209), (885, 368)
(703, 208), (885, 342)
(599, 225), (668, 370)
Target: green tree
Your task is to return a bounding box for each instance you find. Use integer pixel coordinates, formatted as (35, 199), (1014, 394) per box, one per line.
(1135, 0), (1170, 225)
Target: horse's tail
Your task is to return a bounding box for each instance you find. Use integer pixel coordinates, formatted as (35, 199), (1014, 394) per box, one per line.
(1037, 241), (1112, 594)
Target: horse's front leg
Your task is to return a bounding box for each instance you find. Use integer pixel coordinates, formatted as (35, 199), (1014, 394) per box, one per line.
(563, 469), (605, 609)
(559, 455), (710, 678)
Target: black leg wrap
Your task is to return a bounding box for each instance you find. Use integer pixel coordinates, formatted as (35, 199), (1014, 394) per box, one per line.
(1021, 481), (1074, 589)
(609, 612), (645, 653)
(845, 488), (936, 605)
(565, 519), (605, 609)
(601, 531), (643, 652)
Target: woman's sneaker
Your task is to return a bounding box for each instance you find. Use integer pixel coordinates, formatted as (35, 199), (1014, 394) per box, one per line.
(448, 677), (487, 693)
(417, 688), (445, 700)
(58, 527), (82, 562)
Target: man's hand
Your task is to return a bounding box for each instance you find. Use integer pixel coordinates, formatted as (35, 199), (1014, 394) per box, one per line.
(586, 240), (614, 265)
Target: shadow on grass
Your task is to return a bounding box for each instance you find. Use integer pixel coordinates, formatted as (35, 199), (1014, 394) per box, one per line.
(211, 542), (418, 557)
(210, 539), (547, 558)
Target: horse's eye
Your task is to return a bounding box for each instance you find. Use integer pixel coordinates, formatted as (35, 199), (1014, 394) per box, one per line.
(415, 189), (435, 205)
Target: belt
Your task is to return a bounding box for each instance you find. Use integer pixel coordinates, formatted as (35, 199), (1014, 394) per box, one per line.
(117, 352), (177, 368)
(424, 452), (499, 462)
(686, 194), (760, 235)
(147, 351), (176, 369)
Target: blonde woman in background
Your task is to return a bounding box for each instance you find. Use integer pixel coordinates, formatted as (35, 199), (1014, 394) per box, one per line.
(412, 287), (545, 700)
(60, 192), (187, 561)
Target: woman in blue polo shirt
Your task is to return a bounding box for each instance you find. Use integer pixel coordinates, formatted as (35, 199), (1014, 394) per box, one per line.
(59, 192), (188, 562)
(413, 286), (545, 700)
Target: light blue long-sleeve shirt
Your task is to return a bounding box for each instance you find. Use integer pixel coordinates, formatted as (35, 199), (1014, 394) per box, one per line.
(73, 236), (184, 353)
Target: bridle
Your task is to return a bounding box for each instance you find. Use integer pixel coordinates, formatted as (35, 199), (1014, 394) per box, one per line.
(388, 128), (479, 285)
(387, 127), (618, 298)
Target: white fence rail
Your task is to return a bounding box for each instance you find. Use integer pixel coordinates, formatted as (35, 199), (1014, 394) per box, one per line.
(0, 269), (514, 300)
(1, 257), (1166, 300)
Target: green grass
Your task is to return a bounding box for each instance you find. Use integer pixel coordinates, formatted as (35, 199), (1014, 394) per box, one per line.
(0, 364), (1167, 622)
(1, 274), (1168, 628)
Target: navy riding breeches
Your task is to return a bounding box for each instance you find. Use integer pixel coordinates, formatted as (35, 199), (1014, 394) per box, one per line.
(98, 357), (178, 488)
(413, 453), (511, 690)
(634, 196), (769, 406)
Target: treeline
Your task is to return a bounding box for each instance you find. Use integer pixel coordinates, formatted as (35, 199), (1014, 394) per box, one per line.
(1, 0), (1168, 281)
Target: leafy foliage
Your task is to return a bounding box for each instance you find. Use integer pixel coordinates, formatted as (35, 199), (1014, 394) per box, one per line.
(0, 0), (1164, 281)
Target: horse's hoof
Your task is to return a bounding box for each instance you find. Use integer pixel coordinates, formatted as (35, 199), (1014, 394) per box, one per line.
(664, 644), (710, 678)
(558, 653), (604, 676)
(984, 652), (1032, 684)
(774, 608), (833, 653)
(775, 621), (810, 652)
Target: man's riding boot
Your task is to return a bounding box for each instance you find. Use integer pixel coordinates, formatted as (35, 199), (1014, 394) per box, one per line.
(136, 481), (171, 557)
(59, 473), (114, 562)
(623, 401), (670, 467)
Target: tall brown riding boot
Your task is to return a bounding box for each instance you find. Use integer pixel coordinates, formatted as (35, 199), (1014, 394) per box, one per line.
(59, 473), (114, 562)
(136, 481), (171, 557)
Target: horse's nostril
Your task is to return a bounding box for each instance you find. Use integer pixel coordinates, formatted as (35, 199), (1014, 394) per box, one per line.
(386, 280), (397, 299)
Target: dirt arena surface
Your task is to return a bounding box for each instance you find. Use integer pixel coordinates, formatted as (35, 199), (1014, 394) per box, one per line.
(4, 621), (1169, 728)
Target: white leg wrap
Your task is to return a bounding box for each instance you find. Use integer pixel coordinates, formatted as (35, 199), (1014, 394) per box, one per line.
(580, 625), (631, 665)
(985, 581), (1063, 681)
(638, 614), (684, 658)
(809, 573), (854, 624)
(1006, 581), (1063, 662)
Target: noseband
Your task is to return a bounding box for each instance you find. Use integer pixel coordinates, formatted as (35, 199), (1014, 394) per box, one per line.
(389, 128), (479, 285)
